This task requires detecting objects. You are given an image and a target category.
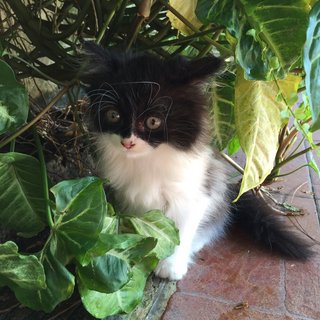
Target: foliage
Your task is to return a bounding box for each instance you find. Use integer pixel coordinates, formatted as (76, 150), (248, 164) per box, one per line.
(1, 0), (320, 317)
(0, 61), (179, 317)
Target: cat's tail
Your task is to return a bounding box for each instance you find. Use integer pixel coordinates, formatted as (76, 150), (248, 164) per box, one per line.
(230, 187), (315, 260)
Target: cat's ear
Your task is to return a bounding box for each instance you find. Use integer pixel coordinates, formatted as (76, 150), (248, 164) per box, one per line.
(167, 56), (223, 84)
(77, 42), (119, 85)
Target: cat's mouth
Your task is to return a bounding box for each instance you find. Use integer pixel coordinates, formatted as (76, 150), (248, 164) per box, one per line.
(121, 137), (136, 150)
(119, 135), (154, 157)
(121, 140), (136, 150)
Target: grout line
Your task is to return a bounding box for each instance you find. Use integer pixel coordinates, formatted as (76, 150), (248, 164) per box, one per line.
(279, 260), (287, 313)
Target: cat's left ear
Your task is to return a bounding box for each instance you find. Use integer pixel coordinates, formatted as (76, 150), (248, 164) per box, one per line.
(187, 56), (223, 80)
(167, 56), (223, 84)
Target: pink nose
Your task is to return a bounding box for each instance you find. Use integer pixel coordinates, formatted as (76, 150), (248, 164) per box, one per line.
(121, 140), (135, 150)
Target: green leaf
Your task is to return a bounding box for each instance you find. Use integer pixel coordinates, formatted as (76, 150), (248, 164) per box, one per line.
(12, 248), (75, 313)
(77, 232), (155, 267)
(227, 135), (241, 156)
(308, 154), (320, 178)
(236, 21), (285, 80)
(304, 1), (320, 131)
(234, 69), (284, 200)
(76, 216), (118, 266)
(51, 176), (100, 212)
(0, 241), (45, 290)
(211, 72), (236, 151)
(293, 101), (312, 122)
(240, 0), (309, 69)
(79, 257), (157, 318)
(124, 210), (179, 260)
(0, 60), (28, 134)
(196, 0), (240, 36)
(77, 253), (130, 293)
(52, 177), (107, 257)
(0, 152), (46, 237)
(119, 237), (157, 263)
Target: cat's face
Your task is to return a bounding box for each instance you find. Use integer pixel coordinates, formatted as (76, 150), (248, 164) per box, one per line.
(81, 43), (222, 157)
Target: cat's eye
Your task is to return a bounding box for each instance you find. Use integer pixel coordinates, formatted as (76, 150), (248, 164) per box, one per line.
(145, 116), (162, 130)
(106, 109), (120, 123)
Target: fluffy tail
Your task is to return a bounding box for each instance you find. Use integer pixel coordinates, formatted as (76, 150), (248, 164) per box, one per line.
(231, 187), (314, 261)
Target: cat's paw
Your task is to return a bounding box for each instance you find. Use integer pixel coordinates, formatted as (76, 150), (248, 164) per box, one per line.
(154, 257), (188, 280)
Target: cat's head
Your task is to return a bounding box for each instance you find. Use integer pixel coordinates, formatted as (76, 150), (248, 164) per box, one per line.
(80, 42), (222, 157)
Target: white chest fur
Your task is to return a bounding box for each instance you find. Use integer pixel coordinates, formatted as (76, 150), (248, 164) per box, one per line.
(96, 133), (229, 280)
(96, 133), (213, 214)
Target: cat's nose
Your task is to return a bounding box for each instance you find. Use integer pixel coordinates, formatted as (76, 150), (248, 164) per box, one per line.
(121, 139), (136, 150)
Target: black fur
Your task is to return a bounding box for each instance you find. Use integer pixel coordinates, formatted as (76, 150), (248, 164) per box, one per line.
(81, 42), (314, 262)
(80, 42), (222, 150)
(231, 187), (314, 260)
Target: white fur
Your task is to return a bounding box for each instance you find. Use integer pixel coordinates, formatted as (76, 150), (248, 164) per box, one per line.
(96, 133), (229, 280)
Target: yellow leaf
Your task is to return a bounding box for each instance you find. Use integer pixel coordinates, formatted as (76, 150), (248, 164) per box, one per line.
(166, 0), (203, 35)
(277, 74), (302, 106)
(234, 69), (285, 200)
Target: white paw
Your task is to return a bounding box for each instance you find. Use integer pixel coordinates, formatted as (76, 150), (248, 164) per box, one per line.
(154, 256), (188, 280)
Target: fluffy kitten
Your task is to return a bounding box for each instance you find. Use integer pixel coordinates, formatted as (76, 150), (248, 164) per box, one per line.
(81, 43), (313, 280)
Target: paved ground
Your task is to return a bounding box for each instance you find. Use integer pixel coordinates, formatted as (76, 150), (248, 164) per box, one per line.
(161, 139), (320, 320)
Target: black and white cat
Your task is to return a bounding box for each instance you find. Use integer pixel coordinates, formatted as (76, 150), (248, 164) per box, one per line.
(81, 43), (313, 280)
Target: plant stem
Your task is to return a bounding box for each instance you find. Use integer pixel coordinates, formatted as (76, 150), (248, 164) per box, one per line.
(220, 152), (244, 174)
(273, 142), (320, 171)
(0, 86), (70, 149)
(272, 164), (309, 178)
(9, 140), (15, 152)
(96, 0), (123, 44)
(33, 127), (54, 228)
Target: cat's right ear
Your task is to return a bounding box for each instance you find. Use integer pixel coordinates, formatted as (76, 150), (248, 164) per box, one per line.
(166, 55), (223, 84)
(77, 42), (118, 85)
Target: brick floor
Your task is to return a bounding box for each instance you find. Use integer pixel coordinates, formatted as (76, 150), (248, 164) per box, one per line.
(161, 148), (320, 320)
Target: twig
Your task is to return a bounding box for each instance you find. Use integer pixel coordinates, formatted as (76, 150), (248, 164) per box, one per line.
(220, 152), (244, 174)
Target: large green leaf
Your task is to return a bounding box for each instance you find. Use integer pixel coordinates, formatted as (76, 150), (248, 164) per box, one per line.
(211, 71), (235, 151)
(0, 152), (46, 237)
(12, 248), (75, 313)
(77, 253), (130, 293)
(235, 21), (285, 80)
(124, 210), (179, 260)
(234, 69), (284, 200)
(196, 0), (240, 36)
(77, 232), (155, 267)
(79, 257), (157, 318)
(0, 241), (45, 290)
(304, 1), (320, 131)
(0, 60), (28, 134)
(51, 177), (107, 257)
(240, 0), (309, 69)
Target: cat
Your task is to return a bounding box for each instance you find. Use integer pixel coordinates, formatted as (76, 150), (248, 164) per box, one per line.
(80, 42), (313, 280)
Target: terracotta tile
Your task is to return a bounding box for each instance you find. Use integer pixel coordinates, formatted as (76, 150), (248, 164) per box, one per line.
(283, 198), (320, 319)
(162, 293), (298, 320)
(285, 255), (320, 319)
(177, 233), (283, 311)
